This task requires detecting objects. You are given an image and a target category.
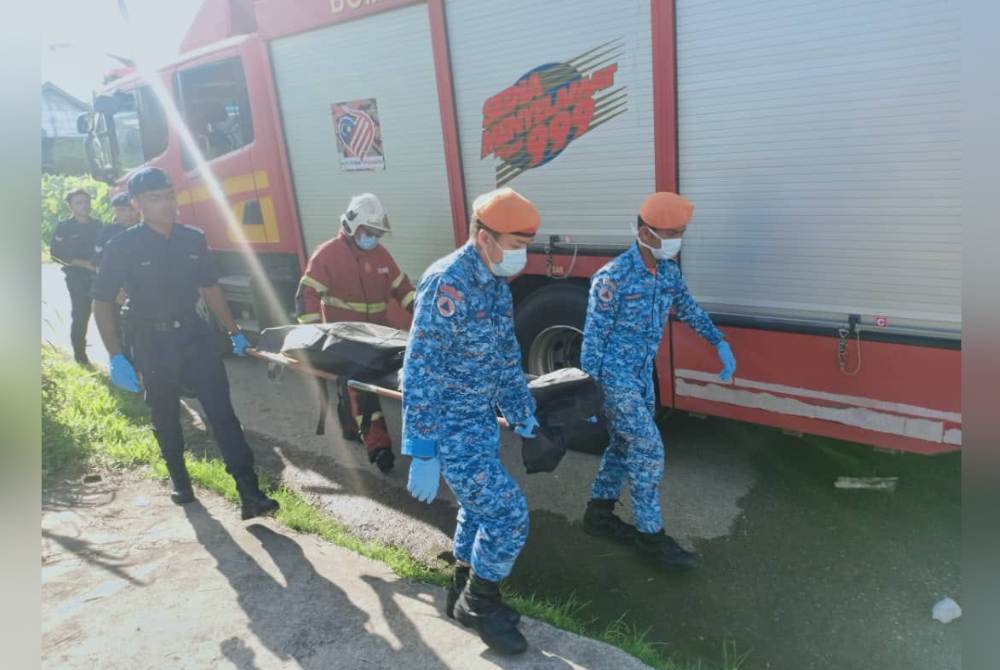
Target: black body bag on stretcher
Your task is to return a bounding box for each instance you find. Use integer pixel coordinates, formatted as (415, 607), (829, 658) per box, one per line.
(257, 323), (408, 435)
(257, 322), (408, 380)
(521, 367), (609, 474)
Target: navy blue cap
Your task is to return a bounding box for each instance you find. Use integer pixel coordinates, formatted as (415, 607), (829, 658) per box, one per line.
(127, 167), (173, 196)
(110, 192), (132, 207)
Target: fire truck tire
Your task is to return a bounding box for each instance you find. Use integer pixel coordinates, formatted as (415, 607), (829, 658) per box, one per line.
(514, 283), (589, 375)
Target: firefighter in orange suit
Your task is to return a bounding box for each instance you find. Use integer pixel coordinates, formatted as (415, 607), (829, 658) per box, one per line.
(295, 193), (415, 472)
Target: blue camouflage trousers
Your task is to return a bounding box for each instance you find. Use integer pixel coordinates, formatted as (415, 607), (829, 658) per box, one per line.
(439, 414), (529, 583)
(590, 390), (665, 534)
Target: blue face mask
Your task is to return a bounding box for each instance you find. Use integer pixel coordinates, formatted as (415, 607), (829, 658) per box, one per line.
(486, 235), (527, 276)
(356, 233), (379, 251)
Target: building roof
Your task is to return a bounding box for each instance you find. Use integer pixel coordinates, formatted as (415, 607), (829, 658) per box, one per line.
(41, 81), (90, 111)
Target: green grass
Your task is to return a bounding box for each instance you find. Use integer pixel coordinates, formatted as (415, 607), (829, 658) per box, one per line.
(41, 347), (743, 670)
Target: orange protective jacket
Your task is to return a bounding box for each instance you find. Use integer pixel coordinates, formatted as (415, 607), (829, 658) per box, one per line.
(295, 233), (415, 327)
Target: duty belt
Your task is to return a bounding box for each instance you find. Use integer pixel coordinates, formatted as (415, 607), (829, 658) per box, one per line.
(136, 315), (200, 332)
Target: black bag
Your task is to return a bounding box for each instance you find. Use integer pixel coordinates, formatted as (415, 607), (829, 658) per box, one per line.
(521, 367), (609, 473)
(520, 428), (566, 474)
(257, 322), (408, 381)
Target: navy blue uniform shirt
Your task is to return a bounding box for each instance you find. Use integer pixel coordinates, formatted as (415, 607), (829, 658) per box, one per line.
(93, 222), (130, 265)
(50, 217), (100, 274)
(91, 222), (218, 321)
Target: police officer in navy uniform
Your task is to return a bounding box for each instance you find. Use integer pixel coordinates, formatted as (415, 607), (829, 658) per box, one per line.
(50, 188), (101, 365)
(95, 192), (138, 264)
(91, 167), (279, 518)
(95, 192), (139, 357)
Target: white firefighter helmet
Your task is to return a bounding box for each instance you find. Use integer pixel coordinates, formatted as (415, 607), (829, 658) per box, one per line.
(341, 193), (391, 235)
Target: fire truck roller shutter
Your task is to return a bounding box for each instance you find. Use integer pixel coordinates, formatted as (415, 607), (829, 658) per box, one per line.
(675, 0), (962, 336)
(268, 3), (454, 283)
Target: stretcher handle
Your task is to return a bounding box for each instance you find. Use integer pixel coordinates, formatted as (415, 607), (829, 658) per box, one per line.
(345, 379), (401, 401)
(248, 348), (340, 381)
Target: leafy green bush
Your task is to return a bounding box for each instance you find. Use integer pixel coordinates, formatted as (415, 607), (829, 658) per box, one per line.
(41, 174), (113, 252)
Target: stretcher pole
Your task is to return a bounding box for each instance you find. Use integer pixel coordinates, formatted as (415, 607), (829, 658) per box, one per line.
(247, 349), (511, 429)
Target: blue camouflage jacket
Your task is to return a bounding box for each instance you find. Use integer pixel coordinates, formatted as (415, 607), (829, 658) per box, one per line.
(580, 243), (724, 403)
(401, 243), (535, 458)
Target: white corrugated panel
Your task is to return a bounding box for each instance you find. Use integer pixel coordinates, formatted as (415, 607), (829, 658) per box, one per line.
(269, 3), (454, 279)
(677, 0), (961, 334)
(446, 0), (654, 242)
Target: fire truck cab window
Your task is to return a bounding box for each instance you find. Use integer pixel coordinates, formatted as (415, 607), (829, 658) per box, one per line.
(175, 58), (254, 169)
(111, 86), (168, 173)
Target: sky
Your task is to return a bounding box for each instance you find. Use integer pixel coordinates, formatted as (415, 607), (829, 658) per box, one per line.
(42, 0), (203, 102)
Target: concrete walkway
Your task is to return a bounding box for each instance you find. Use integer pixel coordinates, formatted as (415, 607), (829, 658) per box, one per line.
(42, 472), (652, 670)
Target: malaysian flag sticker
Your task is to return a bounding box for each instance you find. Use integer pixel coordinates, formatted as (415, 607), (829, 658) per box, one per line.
(332, 98), (385, 172)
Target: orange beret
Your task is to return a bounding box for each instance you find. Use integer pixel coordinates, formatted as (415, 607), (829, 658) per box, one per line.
(638, 192), (694, 230)
(473, 187), (540, 235)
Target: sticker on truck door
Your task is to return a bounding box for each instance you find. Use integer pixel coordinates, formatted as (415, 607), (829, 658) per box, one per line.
(332, 98), (385, 171)
(480, 40), (627, 187)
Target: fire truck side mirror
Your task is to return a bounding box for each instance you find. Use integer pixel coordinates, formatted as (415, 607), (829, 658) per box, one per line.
(76, 113), (93, 135)
(79, 111), (115, 184)
(93, 91), (129, 115)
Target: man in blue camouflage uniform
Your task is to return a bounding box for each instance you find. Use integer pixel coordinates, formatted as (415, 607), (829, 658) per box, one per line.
(581, 192), (737, 571)
(401, 187), (540, 655)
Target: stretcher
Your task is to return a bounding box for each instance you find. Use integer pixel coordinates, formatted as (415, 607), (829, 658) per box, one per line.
(248, 341), (607, 473)
(247, 347), (510, 428)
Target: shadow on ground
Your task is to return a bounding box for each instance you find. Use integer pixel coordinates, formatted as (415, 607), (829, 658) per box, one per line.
(63, 360), (961, 670)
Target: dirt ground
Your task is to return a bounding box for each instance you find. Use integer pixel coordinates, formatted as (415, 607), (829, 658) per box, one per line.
(41, 471), (654, 669)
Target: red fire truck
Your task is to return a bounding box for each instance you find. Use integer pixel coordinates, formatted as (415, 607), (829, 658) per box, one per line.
(86, 0), (961, 455)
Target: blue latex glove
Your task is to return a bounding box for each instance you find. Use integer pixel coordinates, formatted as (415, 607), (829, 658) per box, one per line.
(230, 331), (250, 357)
(407, 457), (440, 503)
(716, 341), (736, 382)
(110, 354), (141, 392)
(513, 415), (539, 439)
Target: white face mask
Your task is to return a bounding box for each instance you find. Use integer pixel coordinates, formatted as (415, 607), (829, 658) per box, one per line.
(486, 235), (527, 276)
(632, 222), (682, 260)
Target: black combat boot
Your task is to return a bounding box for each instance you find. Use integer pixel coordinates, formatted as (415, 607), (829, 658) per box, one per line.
(454, 572), (528, 655)
(583, 498), (638, 544)
(371, 447), (395, 473)
(446, 565), (520, 624)
(634, 530), (699, 571)
(235, 474), (280, 520)
(164, 459), (195, 505)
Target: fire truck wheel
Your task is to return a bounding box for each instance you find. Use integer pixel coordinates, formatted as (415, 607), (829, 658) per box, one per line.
(515, 283), (589, 375)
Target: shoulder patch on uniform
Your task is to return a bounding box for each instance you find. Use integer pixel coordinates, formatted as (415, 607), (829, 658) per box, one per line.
(596, 277), (616, 303)
(439, 283), (463, 302)
(377, 266), (390, 274)
(437, 295), (457, 318)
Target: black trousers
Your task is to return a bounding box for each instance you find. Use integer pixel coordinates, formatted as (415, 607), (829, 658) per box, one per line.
(64, 270), (93, 358)
(133, 322), (255, 479)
